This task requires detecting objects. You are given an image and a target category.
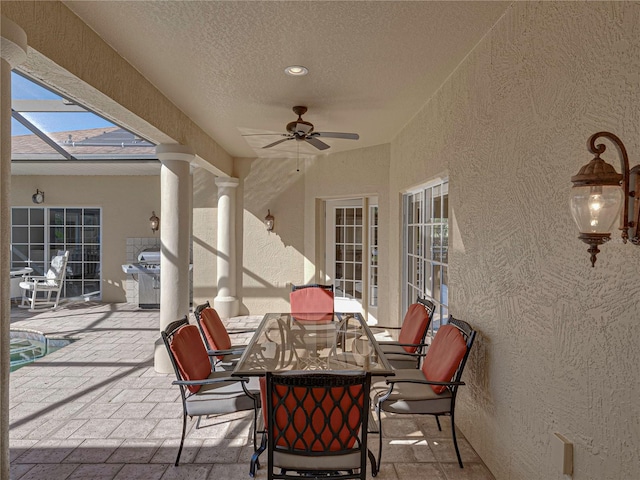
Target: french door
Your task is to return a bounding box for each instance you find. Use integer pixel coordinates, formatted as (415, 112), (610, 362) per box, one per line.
(325, 198), (378, 322)
(11, 207), (102, 299)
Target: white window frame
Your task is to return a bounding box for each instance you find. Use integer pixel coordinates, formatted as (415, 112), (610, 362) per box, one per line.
(402, 179), (448, 332)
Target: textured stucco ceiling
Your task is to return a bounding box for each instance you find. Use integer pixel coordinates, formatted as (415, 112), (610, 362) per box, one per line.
(62, 1), (511, 159)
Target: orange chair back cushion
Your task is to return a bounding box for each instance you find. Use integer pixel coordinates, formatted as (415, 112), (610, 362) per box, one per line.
(266, 382), (363, 451)
(290, 288), (334, 322)
(200, 307), (232, 359)
(421, 324), (468, 394)
(170, 325), (211, 394)
(397, 303), (431, 353)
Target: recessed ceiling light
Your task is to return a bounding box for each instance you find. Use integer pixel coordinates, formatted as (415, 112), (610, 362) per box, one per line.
(284, 65), (308, 76)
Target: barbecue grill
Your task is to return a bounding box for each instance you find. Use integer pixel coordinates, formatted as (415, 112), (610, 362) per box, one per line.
(122, 247), (161, 309)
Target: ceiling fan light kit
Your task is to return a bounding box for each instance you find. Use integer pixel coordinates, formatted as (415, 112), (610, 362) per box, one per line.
(261, 106), (360, 151)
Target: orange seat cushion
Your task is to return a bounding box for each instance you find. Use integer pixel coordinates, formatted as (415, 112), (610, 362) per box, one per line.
(398, 303), (431, 353)
(170, 324), (211, 394)
(421, 324), (467, 394)
(199, 307), (232, 359)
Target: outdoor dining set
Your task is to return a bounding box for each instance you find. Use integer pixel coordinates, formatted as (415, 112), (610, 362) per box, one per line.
(161, 284), (476, 480)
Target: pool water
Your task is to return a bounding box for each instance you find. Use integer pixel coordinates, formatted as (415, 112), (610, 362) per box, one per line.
(10, 330), (73, 372)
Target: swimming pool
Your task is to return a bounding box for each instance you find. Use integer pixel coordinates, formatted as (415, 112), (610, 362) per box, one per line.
(10, 329), (73, 372)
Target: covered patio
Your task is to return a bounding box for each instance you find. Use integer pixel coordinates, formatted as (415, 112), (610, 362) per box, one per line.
(9, 303), (493, 480)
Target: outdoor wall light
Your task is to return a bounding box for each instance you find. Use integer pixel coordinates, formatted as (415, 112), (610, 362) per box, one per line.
(265, 210), (275, 232)
(32, 189), (44, 204)
(569, 131), (639, 267)
(150, 211), (160, 233)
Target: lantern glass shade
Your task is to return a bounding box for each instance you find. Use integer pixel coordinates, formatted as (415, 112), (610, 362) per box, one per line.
(569, 184), (623, 234)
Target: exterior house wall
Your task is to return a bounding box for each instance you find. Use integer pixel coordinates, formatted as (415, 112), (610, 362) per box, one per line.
(390, 2), (640, 479)
(234, 156), (311, 314)
(303, 144), (391, 324)
(10, 175), (160, 303)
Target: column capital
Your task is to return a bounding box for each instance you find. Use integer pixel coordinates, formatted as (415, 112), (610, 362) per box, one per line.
(156, 144), (195, 163)
(1, 16), (27, 67)
(215, 177), (240, 189)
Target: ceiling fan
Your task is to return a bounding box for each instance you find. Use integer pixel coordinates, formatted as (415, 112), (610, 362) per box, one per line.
(259, 106), (359, 151)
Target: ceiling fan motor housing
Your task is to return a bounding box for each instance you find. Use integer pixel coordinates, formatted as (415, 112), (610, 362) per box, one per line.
(287, 119), (314, 136)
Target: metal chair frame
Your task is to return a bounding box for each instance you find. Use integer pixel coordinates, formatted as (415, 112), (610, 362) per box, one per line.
(193, 301), (254, 370)
(375, 316), (476, 469)
(375, 297), (436, 368)
(262, 371), (375, 480)
(161, 316), (260, 466)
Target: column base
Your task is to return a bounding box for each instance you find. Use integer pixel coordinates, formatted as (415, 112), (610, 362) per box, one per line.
(214, 296), (239, 319)
(154, 338), (173, 374)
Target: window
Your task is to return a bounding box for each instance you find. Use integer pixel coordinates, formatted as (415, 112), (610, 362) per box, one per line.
(369, 204), (379, 308)
(402, 179), (448, 331)
(11, 207), (102, 299)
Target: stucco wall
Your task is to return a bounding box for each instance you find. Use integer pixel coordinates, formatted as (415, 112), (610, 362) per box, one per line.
(390, 2), (640, 479)
(304, 144), (391, 323)
(11, 175), (161, 303)
(234, 157), (306, 314)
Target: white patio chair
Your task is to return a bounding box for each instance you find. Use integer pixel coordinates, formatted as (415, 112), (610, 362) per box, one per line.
(19, 251), (69, 311)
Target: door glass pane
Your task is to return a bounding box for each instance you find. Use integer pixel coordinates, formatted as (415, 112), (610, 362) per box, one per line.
(11, 206), (102, 300)
(84, 209), (100, 225)
(13, 227), (29, 243)
(31, 208), (45, 224)
(31, 226), (45, 243)
(13, 208), (28, 225)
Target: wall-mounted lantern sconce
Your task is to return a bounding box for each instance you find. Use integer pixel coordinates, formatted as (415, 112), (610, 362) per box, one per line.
(150, 211), (160, 233)
(265, 209), (275, 232)
(32, 189), (44, 204)
(569, 131), (639, 267)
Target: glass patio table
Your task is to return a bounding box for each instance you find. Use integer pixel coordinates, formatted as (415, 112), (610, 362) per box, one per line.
(232, 312), (394, 377)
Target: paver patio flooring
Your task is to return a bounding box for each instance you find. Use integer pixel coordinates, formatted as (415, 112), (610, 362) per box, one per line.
(8, 302), (494, 479)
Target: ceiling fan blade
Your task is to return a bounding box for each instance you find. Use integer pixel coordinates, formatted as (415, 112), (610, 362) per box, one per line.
(263, 137), (293, 149)
(305, 137), (330, 151)
(313, 132), (360, 140)
(242, 133), (287, 137)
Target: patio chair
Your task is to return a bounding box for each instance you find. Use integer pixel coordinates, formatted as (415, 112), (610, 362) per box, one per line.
(372, 316), (476, 469)
(290, 283), (334, 322)
(375, 297), (435, 369)
(19, 250), (69, 311)
(161, 316), (260, 466)
(257, 371), (375, 480)
(193, 301), (254, 371)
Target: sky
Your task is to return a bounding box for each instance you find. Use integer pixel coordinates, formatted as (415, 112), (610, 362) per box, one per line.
(11, 71), (113, 136)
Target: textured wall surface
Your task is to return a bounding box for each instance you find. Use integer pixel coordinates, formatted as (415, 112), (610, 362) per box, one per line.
(234, 156), (307, 314)
(391, 2), (640, 479)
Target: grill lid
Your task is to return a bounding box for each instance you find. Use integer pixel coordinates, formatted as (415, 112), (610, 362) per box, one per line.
(138, 247), (161, 264)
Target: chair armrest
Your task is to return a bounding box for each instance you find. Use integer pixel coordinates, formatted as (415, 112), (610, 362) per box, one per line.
(385, 378), (465, 387)
(370, 325), (402, 330)
(380, 341), (429, 348)
(207, 347), (245, 357)
(227, 329), (257, 334)
(382, 350), (424, 358)
(23, 275), (47, 282)
(172, 376), (250, 386)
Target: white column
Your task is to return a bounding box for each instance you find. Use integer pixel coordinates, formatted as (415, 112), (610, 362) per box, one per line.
(214, 177), (239, 318)
(1, 16), (27, 480)
(155, 144), (193, 373)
